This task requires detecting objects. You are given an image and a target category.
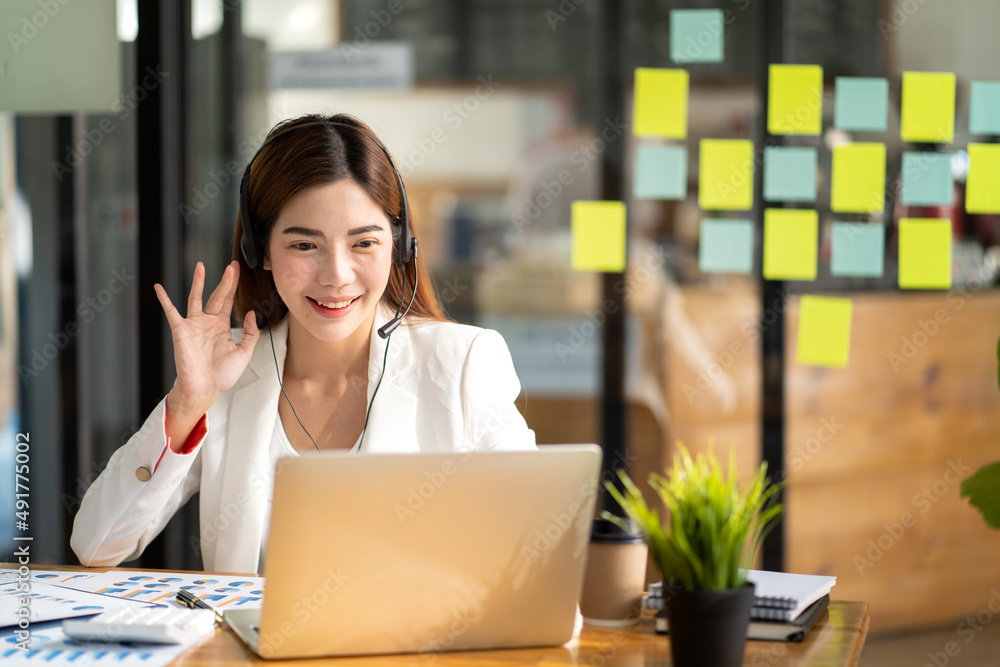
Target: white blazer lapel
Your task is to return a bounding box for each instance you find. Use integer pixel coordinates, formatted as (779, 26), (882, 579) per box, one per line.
(361, 305), (419, 453)
(213, 320), (286, 573)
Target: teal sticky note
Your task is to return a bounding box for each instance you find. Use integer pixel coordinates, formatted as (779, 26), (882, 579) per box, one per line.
(901, 152), (953, 206)
(670, 9), (724, 64)
(831, 222), (885, 278)
(763, 147), (817, 202)
(834, 77), (889, 132)
(699, 219), (753, 274)
(970, 81), (1000, 135)
(634, 145), (687, 199)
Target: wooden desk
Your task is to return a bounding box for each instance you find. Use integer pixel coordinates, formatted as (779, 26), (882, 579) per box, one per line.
(23, 566), (868, 666)
(175, 600), (869, 666)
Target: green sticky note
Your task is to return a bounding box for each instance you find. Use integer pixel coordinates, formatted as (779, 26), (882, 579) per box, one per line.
(898, 218), (952, 289)
(633, 68), (689, 138)
(670, 9), (724, 64)
(571, 201), (627, 273)
(698, 139), (754, 210)
(699, 219), (753, 274)
(901, 72), (955, 143)
(796, 296), (853, 368)
(970, 81), (1000, 135)
(763, 208), (818, 280)
(634, 145), (687, 199)
(831, 142), (886, 214)
(768, 64), (823, 135)
(966, 143), (1000, 214)
(763, 146), (817, 203)
(901, 152), (953, 206)
(831, 222), (885, 278)
(834, 77), (888, 132)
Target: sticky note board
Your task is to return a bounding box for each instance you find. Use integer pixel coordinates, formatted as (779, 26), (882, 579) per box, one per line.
(633, 68), (689, 138)
(831, 222), (885, 278)
(670, 9), (724, 63)
(698, 219), (753, 274)
(831, 142), (886, 214)
(762, 208), (818, 280)
(966, 143), (1000, 214)
(834, 77), (888, 132)
(634, 145), (687, 199)
(970, 81), (1000, 135)
(901, 72), (955, 143)
(698, 139), (754, 210)
(796, 296), (853, 368)
(898, 218), (952, 289)
(901, 152), (954, 206)
(768, 64), (823, 135)
(763, 146), (817, 202)
(571, 201), (627, 273)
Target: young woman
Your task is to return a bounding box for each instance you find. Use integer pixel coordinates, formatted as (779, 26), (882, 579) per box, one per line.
(71, 114), (536, 573)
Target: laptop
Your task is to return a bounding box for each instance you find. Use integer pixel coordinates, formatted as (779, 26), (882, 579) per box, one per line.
(225, 444), (602, 659)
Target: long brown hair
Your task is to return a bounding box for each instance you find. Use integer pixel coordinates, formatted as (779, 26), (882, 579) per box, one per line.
(232, 113), (446, 329)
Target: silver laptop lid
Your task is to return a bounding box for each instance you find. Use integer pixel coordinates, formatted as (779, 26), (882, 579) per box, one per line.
(258, 445), (602, 659)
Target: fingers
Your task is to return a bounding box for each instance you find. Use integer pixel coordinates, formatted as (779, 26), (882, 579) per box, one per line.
(187, 262), (206, 317)
(154, 283), (184, 329)
(238, 310), (259, 354)
(204, 261), (238, 316)
(219, 261), (240, 320)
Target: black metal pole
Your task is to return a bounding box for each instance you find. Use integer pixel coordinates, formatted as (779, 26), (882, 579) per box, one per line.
(596, 1), (628, 514)
(758, 0), (786, 572)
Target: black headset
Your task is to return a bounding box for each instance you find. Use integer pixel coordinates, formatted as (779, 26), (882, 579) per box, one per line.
(238, 116), (417, 339)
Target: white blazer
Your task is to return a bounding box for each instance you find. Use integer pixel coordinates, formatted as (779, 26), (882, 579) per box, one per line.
(71, 306), (536, 573)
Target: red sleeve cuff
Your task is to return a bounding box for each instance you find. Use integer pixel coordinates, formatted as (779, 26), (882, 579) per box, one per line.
(154, 413), (208, 473)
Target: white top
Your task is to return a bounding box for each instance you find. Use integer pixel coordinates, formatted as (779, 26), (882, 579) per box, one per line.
(260, 411), (361, 570)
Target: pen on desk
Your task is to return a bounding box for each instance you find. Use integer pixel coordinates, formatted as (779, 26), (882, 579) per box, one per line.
(175, 589), (226, 625)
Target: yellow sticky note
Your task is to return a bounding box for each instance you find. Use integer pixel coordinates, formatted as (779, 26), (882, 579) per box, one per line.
(571, 201), (626, 272)
(768, 64), (823, 135)
(901, 72), (955, 143)
(763, 208), (818, 280)
(796, 296), (853, 368)
(633, 68), (689, 138)
(831, 143), (886, 213)
(898, 218), (952, 289)
(698, 139), (754, 210)
(966, 143), (1000, 213)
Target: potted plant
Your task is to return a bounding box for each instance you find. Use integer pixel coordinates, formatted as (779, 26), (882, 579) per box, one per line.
(604, 444), (783, 667)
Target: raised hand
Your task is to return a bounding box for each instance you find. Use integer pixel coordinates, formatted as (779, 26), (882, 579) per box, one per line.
(154, 261), (259, 448)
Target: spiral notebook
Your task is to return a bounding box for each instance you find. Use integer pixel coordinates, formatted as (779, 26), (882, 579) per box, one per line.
(745, 570), (837, 622)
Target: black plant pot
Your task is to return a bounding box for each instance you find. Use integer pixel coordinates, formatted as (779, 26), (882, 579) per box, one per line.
(665, 583), (755, 667)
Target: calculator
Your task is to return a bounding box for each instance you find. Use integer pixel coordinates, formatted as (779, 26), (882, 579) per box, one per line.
(62, 606), (217, 644)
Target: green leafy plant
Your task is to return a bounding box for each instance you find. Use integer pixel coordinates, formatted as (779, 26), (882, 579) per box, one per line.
(960, 336), (1000, 528)
(603, 444), (783, 591)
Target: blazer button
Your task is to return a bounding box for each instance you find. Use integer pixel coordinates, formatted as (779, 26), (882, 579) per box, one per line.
(135, 466), (152, 482)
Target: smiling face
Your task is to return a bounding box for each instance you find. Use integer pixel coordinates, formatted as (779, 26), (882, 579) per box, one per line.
(264, 179), (394, 346)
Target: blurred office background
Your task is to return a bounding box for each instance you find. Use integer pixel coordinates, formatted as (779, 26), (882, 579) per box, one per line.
(1, 1), (999, 663)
